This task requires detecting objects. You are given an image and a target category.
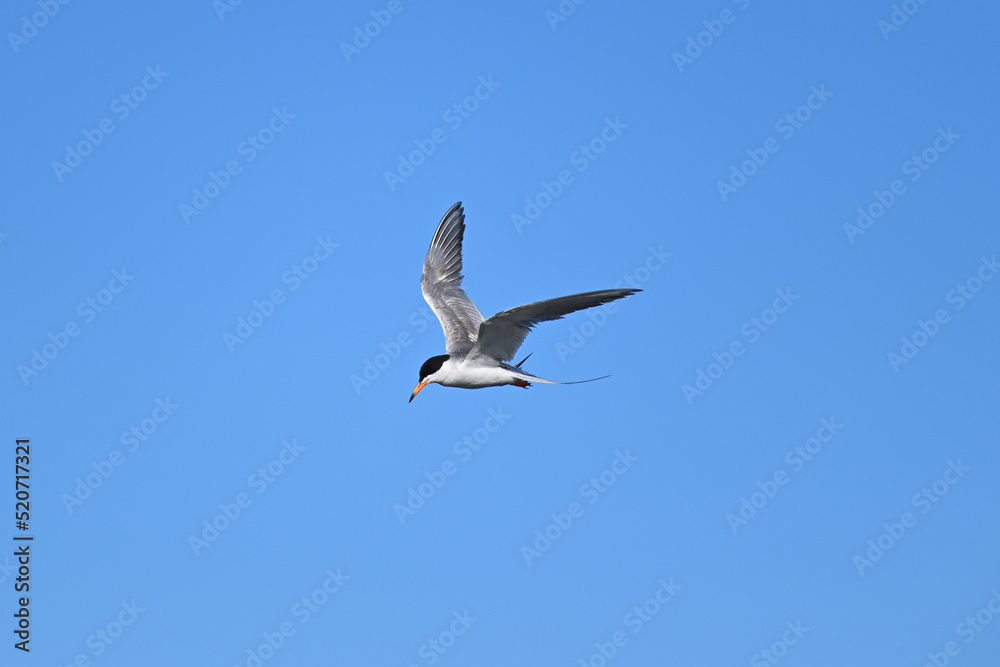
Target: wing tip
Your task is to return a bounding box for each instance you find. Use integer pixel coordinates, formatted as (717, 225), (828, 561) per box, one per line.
(431, 201), (466, 245)
(443, 201), (464, 223)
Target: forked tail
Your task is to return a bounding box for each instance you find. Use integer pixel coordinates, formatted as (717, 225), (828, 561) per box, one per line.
(505, 360), (610, 387)
(553, 375), (610, 384)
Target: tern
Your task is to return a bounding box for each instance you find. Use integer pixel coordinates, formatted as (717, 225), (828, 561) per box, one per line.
(409, 202), (639, 402)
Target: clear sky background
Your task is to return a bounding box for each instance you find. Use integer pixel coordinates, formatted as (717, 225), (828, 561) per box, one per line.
(2, 1), (999, 665)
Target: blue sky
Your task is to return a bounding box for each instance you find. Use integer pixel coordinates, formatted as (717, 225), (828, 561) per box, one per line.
(3, 0), (999, 665)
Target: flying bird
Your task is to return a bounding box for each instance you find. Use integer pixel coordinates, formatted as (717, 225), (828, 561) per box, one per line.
(409, 202), (639, 402)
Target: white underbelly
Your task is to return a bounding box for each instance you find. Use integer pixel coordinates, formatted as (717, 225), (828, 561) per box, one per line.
(437, 362), (514, 389)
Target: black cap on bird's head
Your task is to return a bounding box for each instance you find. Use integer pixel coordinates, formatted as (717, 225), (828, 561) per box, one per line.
(409, 354), (449, 402)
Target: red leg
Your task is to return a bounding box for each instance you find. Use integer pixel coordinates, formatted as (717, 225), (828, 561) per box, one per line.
(514, 379), (531, 388)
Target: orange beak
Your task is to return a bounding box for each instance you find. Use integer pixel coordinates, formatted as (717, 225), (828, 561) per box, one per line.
(409, 379), (429, 403)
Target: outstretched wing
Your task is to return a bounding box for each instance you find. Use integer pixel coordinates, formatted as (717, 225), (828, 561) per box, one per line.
(469, 288), (640, 363)
(421, 202), (484, 357)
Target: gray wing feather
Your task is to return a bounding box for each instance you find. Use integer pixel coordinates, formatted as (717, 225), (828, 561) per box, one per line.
(470, 288), (640, 362)
(421, 202), (484, 356)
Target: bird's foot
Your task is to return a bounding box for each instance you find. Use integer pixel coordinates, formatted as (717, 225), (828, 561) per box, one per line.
(514, 379), (531, 388)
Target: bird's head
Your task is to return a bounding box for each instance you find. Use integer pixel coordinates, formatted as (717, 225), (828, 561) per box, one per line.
(409, 354), (449, 402)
